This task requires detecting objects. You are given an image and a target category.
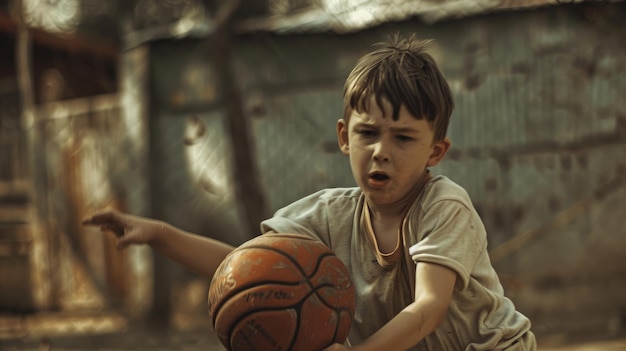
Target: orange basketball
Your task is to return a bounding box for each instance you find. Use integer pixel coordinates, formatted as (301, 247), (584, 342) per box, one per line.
(208, 233), (356, 351)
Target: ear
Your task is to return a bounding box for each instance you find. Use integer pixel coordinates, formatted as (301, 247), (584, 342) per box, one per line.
(427, 137), (451, 167)
(337, 119), (350, 155)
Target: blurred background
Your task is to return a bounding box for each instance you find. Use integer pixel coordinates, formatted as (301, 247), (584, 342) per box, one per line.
(0, 0), (625, 350)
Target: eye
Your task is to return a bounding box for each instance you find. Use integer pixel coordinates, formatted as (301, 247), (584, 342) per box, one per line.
(356, 129), (376, 138)
(396, 135), (414, 142)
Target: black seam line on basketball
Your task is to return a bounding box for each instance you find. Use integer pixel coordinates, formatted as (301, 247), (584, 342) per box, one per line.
(211, 241), (317, 328)
(229, 245), (337, 299)
(212, 245), (338, 330)
(211, 278), (325, 331)
(309, 284), (355, 349)
(211, 279), (303, 329)
(210, 278), (326, 329)
(225, 285), (346, 351)
(288, 283), (355, 351)
(286, 284), (337, 351)
(226, 306), (300, 350)
(237, 245), (336, 281)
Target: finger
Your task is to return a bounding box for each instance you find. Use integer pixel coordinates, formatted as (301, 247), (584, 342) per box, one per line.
(117, 235), (134, 250)
(82, 209), (119, 226)
(99, 224), (125, 237)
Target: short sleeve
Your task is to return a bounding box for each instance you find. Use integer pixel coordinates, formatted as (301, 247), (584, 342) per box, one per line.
(262, 188), (360, 246)
(260, 192), (329, 244)
(408, 199), (485, 290)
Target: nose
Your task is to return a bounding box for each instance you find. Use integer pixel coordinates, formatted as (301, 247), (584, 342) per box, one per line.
(372, 141), (390, 162)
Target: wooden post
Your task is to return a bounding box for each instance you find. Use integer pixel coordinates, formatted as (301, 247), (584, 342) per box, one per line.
(119, 45), (154, 321)
(14, 0), (53, 311)
(210, 0), (270, 237)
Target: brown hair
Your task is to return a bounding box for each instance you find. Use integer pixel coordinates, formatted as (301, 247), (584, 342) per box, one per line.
(343, 34), (454, 142)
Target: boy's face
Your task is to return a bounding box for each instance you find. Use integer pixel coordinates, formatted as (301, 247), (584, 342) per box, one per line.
(337, 97), (450, 212)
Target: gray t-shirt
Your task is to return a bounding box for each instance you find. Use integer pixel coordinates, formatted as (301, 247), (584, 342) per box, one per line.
(260, 175), (534, 351)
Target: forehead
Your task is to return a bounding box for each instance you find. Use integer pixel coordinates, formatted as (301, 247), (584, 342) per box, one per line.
(349, 102), (430, 131)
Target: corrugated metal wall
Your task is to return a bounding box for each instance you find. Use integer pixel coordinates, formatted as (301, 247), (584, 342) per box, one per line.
(431, 7), (626, 336)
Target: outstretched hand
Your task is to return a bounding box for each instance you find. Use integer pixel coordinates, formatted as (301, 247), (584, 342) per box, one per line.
(82, 209), (164, 250)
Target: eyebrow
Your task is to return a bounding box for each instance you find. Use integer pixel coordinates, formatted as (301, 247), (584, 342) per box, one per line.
(353, 122), (421, 134)
(389, 127), (420, 134)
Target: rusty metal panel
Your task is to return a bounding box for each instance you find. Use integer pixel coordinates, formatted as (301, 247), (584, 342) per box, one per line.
(5, 44), (153, 320)
(26, 86), (150, 320)
(34, 95), (121, 312)
(442, 8), (625, 151)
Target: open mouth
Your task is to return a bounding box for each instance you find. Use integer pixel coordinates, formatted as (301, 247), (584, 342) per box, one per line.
(370, 173), (389, 181)
(368, 172), (390, 187)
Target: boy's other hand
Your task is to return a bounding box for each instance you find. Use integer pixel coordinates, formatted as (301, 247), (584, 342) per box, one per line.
(82, 209), (164, 250)
(324, 343), (350, 351)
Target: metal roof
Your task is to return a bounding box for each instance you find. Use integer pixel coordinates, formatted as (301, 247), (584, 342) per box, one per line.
(234, 0), (576, 34)
(121, 0), (577, 47)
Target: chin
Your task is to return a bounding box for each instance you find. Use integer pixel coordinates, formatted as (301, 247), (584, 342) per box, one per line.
(364, 192), (395, 205)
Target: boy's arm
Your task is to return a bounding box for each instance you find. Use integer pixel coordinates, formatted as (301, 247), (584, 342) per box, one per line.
(327, 262), (456, 351)
(82, 209), (235, 278)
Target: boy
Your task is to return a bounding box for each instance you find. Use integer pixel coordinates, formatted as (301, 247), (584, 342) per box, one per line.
(83, 35), (536, 350)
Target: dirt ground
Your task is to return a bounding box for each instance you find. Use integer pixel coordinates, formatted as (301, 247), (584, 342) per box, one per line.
(1, 313), (625, 351)
(539, 339), (626, 351)
(2, 329), (626, 351)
